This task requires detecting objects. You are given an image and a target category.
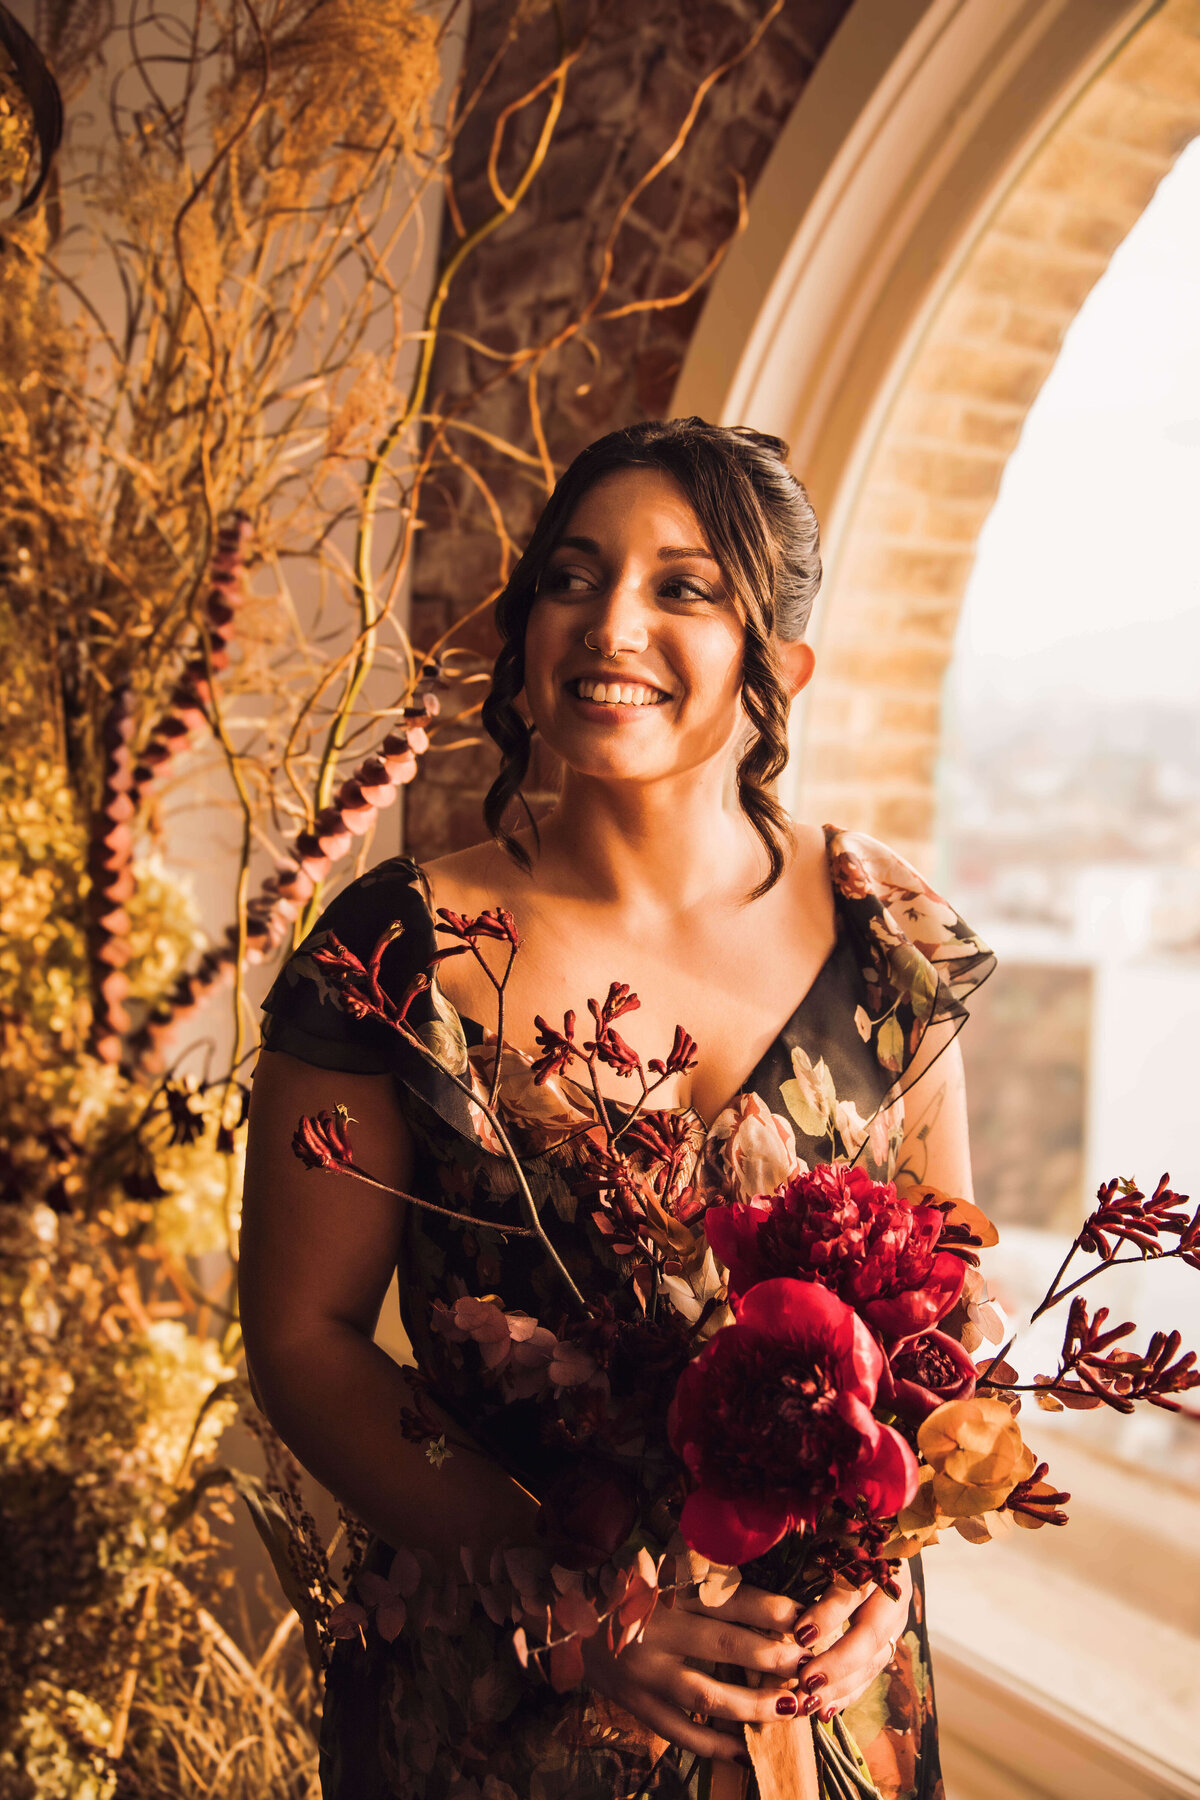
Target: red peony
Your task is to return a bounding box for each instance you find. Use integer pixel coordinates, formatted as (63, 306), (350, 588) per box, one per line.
(882, 1329), (978, 1423)
(668, 1279), (918, 1563)
(705, 1162), (966, 1340)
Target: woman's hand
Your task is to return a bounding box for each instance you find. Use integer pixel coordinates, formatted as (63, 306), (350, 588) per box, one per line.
(580, 1580), (809, 1766)
(790, 1561), (914, 1722)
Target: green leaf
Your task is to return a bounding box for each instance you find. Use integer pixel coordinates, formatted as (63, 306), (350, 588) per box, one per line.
(781, 1045), (836, 1138)
(780, 1078), (828, 1139)
(889, 944), (939, 1019)
(876, 1014), (904, 1075)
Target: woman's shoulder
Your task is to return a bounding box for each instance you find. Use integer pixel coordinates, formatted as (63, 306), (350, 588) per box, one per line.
(261, 855), (440, 1040)
(306, 853), (435, 956)
(820, 822), (996, 1016)
(823, 824), (941, 904)
(421, 833), (537, 921)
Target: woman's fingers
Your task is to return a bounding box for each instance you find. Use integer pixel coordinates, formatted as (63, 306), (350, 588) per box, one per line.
(666, 1608), (805, 1680)
(795, 1563), (912, 1654)
(794, 1576), (867, 1650)
(786, 1567), (913, 1720)
(611, 1679), (751, 1766)
(670, 1668), (808, 1728)
(687, 1580), (800, 1637)
(793, 1605), (906, 1719)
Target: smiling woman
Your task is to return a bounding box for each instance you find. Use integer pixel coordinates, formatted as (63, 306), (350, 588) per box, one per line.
(240, 418), (995, 1800)
(482, 420), (820, 897)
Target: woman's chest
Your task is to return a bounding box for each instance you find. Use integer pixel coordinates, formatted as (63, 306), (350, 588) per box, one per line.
(433, 906), (839, 1124)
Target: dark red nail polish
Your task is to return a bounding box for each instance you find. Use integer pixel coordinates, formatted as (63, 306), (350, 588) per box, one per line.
(820, 1706), (837, 1723)
(775, 1693), (798, 1717)
(801, 1694), (821, 1716)
(804, 1670), (828, 1695)
(795, 1622), (820, 1647)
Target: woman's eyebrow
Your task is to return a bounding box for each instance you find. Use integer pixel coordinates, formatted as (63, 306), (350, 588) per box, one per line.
(551, 535), (717, 562)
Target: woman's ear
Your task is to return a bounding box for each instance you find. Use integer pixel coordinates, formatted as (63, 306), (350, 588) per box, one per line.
(778, 637), (816, 700)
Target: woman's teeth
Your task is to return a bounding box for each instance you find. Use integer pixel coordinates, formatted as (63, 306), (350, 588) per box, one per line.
(574, 678), (666, 707)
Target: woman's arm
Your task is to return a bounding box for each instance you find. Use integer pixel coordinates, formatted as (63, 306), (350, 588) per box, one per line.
(238, 1049), (539, 1560)
(892, 1027), (975, 1201)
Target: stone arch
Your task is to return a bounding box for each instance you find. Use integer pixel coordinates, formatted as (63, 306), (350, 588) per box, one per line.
(675, 0), (1200, 865)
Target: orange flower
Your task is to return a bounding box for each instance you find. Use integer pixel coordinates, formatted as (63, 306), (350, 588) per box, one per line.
(882, 1465), (946, 1558)
(902, 1182), (999, 1258)
(917, 1396), (1036, 1518)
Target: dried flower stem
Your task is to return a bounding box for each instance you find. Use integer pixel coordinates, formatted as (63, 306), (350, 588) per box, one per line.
(397, 1024), (587, 1311)
(334, 1157), (536, 1238)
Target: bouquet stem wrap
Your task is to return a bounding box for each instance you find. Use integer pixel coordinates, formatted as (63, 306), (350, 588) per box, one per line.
(743, 1712), (878, 1800)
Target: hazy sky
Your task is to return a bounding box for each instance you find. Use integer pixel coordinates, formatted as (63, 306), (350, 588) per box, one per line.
(951, 136), (1200, 710)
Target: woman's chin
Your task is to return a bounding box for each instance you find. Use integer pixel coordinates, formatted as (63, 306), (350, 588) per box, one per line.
(534, 701), (737, 791)
(552, 747), (667, 786)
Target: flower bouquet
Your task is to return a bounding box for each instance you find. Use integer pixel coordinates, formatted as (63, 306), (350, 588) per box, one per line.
(291, 904), (1199, 1799)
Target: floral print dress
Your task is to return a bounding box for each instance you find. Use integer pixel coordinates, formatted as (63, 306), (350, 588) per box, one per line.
(260, 825), (994, 1800)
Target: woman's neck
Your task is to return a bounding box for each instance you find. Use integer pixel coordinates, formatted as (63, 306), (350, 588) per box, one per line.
(531, 767), (771, 918)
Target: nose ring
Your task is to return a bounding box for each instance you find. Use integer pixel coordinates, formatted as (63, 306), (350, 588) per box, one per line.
(584, 630), (618, 659)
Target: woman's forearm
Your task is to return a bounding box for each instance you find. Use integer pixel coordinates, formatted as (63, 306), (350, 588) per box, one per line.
(247, 1321), (539, 1560)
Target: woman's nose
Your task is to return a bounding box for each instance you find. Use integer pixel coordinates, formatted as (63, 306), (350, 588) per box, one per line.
(582, 584), (650, 657)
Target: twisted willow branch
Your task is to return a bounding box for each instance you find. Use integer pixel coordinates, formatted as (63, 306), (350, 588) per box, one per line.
(298, 4), (579, 938)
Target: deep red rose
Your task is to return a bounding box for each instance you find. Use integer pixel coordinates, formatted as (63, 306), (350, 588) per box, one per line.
(705, 1162), (965, 1340)
(668, 1279), (918, 1563)
(882, 1328), (978, 1423)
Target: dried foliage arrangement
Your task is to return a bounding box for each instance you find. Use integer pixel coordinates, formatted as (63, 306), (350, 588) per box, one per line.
(0, 0), (790, 1792)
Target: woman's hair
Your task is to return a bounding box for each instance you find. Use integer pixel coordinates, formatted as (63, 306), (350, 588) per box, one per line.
(481, 416), (822, 896)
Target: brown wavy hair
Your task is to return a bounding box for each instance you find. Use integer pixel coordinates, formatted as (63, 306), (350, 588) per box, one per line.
(481, 417), (822, 896)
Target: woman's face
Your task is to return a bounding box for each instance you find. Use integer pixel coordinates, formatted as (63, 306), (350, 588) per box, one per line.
(522, 467), (749, 789)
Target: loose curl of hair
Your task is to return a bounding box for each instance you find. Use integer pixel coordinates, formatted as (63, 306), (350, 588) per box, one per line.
(481, 416), (822, 897)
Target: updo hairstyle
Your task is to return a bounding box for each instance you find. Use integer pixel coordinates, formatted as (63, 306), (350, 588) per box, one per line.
(481, 416), (822, 896)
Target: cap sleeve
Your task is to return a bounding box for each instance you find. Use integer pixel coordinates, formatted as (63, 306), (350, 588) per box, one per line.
(824, 825), (995, 1102)
(259, 856), (480, 1142)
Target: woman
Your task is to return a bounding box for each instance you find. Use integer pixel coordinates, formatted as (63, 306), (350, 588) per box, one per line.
(240, 419), (992, 1799)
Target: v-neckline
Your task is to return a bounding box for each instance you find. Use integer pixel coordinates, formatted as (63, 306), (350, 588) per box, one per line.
(402, 831), (845, 1131)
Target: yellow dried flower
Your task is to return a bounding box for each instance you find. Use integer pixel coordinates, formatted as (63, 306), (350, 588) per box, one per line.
(1, 1683), (117, 1800)
(918, 1396), (1037, 1518)
(155, 1125), (246, 1260)
(123, 851), (205, 1003)
(122, 1321), (237, 1483)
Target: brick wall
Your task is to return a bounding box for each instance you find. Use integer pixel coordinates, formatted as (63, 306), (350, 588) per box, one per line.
(798, 0), (1200, 869)
(406, 0), (854, 859)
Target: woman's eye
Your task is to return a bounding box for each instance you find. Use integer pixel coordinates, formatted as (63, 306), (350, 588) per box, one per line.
(660, 577), (718, 603)
(540, 567), (592, 594)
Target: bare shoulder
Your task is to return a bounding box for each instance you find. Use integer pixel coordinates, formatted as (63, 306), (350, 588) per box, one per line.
(787, 817), (831, 881)
(782, 817), (833, 896)
(421, 833), (535, 914)
(773, 817), (835, 940)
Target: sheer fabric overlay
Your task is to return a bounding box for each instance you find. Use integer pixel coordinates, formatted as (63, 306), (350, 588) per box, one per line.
(261, 826), (995, 1800)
